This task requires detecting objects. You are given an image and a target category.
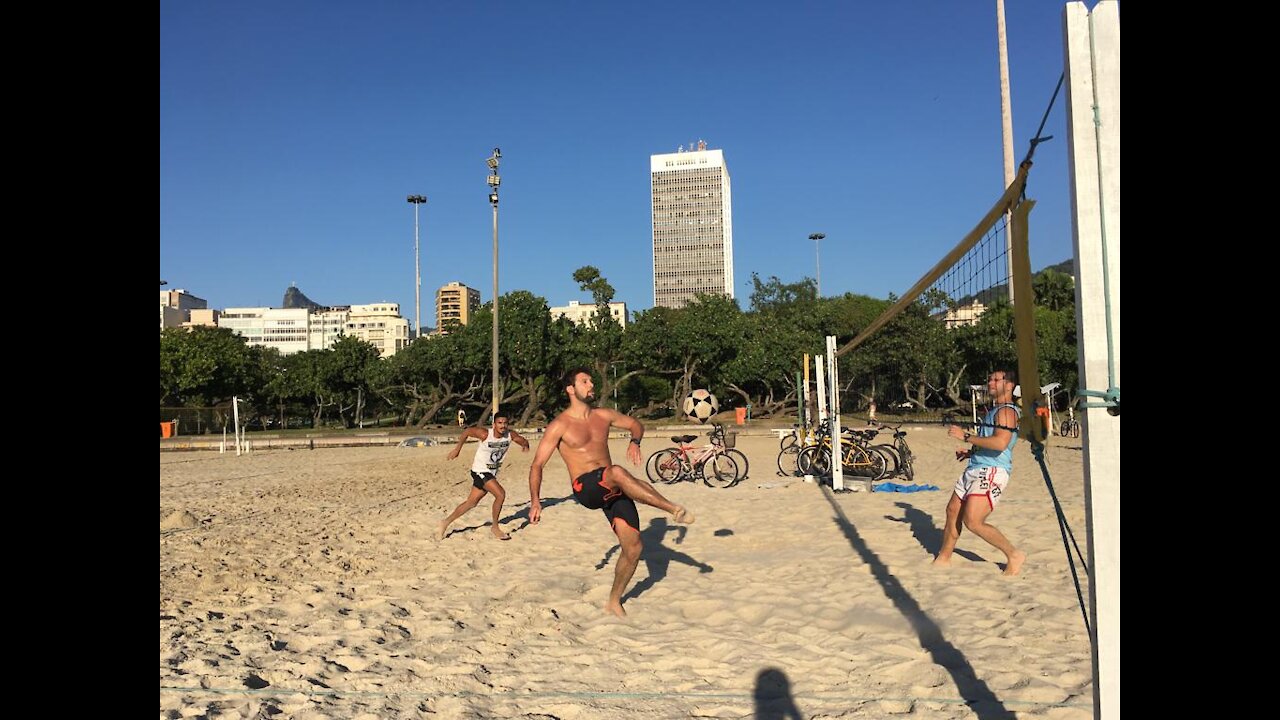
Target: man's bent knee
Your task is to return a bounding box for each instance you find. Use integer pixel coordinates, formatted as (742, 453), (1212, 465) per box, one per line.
(961, 507), (991, 531)
(605, 465), (638, 486)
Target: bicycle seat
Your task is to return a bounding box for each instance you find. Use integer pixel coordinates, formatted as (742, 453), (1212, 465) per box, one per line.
(670, 435), (698, 444)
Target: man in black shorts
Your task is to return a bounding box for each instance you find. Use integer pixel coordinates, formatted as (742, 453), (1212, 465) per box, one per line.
(528, 368), (693, 617)
(440, 412), (529, 541)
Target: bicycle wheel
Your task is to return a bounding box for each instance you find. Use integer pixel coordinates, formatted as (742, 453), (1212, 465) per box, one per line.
(867, 447), (888, 480)
(1060, 420), (1070, 438)
(898, 443), (915, 482)
(873, 444), (901, 476)
(653, 449), (685, 483)
(797, 446), (831, 476)
(776, 444), (800, 476)
(779, 432), (799, 452)
(644, 449), (668, 482)
(1070, 421), (1080, 439)
(726, 448), (750, 481)
(847, 446), (886, 480)
(702, 454), (740, 488)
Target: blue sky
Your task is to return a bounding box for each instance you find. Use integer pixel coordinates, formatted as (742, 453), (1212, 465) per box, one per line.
(161, 1), (1088, 323)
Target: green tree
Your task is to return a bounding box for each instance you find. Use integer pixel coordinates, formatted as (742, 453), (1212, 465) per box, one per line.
(495, 290), (561, 426)
(570, 266), (635, 407)
(622, 297), (745, 418)
(159, 326), (258, 406)
(1033, 268), (1075, 311)
(377, 331), (486, 428)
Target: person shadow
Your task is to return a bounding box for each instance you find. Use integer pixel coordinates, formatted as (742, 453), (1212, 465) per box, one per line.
(754, 667), (803, 720)
(885, 501), (985, 562)
(595, 517), (712, 601)
(444, 496), (574, 538)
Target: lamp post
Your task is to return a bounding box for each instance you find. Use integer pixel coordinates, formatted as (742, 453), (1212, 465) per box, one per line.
(406, 194), (427, 340)
(996, 0), (1015, 303)
(808, 233), (826, 297)
(486, 148), (502, 416)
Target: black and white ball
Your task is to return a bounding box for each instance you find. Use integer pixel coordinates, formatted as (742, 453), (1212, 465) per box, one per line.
(683, 389), (719, 424)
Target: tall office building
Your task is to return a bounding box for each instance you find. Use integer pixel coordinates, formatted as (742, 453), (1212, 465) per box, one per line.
(650, 140), (734, 308)
(436, 281), (480, 333)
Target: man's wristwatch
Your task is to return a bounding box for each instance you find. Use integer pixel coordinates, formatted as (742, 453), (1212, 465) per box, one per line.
(963, 432), (972, 443)
(629, 438), (642, 446)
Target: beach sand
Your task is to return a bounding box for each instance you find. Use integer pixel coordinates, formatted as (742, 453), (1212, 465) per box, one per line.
(160, 427), (1094, 718)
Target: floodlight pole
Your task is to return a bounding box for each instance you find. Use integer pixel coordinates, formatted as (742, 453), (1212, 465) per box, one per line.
(407, 194), (427, 339)
(809, 233), (826, 297)
(487, 148), (502, 417)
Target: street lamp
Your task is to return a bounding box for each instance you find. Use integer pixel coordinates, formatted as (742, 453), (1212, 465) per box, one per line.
(406, 194), (427, 340)
(808, 233), (826, 297)
(486, 148), (502, 416)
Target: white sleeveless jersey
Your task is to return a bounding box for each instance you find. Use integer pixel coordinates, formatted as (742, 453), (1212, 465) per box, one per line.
(470, 428), (512, 475)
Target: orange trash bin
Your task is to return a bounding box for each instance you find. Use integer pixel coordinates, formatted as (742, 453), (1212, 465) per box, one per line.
(734, 407), (747, 425)
(160, 421), (175, 438)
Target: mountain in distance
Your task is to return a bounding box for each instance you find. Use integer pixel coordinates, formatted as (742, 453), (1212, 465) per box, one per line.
(282, 286), (324, 310)
(953, 259), (1074, 307)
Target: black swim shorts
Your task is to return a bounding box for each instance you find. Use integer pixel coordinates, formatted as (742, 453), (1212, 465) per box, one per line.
(571, 466), (639, 533)
(471, 471), (497, 490)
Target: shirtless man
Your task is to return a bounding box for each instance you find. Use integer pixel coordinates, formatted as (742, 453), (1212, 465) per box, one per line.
(528, 367), (694, 617)
(439, 412), (529, 541)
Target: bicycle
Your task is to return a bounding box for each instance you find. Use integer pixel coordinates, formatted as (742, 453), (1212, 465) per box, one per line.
(776, 424), (807, 476)
(645, 424), (743, 488)
(1060, 405), (1080, 439)
(877, 422), (915, 482)
(796, 421), (886, 480)
(711, 423), (751, 480)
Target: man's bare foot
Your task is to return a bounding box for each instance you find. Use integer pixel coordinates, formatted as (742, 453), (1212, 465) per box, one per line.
(604, 600), (627, 618)
(932, 555), (952, 568)
(437, 520), (449, 541)
(1003, 550), (1026, 576)
(491, 526), (511, 541)
(672, 506), (695, 525)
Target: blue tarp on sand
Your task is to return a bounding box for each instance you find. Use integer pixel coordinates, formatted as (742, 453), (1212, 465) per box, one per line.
(872, 482), (941, 493)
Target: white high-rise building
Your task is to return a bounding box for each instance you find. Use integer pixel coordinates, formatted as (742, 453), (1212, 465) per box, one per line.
(650, 140), (734, 308)
(346, 303), (411, 357)
(219, 307), (311, 355)
(550, 300), (629, 328)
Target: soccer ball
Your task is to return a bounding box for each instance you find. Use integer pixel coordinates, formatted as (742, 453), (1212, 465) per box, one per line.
(683, 389), (719, 424)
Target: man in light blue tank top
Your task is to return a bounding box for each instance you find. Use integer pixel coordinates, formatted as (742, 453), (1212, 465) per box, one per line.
(934, 369), (1027, 576)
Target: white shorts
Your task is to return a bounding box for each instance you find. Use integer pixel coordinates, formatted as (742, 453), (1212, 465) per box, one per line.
(954, 466), (1010, 509)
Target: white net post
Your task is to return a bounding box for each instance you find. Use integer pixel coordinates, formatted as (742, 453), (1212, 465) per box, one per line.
(814, 356), (827, 424)
(233, 396), (243, 457)
(826, 336), (845, 491)
(1066, 2), (1121, 716)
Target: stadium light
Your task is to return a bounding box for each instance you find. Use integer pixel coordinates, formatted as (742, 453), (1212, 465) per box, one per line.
(808, 233), (826, 297)
(407, 194), (427, 340)
(487, 148), (501, 416)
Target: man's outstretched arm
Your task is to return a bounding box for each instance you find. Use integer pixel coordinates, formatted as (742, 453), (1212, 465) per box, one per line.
(446, 426), (487, 460)
(528, 421), (565, 524)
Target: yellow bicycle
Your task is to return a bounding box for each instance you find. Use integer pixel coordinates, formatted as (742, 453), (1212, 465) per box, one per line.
(796, 422), (886, 479)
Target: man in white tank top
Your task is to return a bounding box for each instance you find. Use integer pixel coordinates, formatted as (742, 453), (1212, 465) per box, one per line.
(439, 412), (529, 541)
